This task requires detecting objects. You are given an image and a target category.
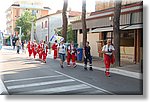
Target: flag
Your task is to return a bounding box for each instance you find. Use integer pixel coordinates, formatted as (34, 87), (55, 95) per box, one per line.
(49, 34), (58, 42)
(49, 34), (64, 43)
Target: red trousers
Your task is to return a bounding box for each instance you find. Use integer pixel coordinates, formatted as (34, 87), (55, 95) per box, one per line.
(104, 54), (115, 76)
(43, 52), (47, 61)
(33, 51), (37, 58)
(39, 51), (43, 59)
(28, 49), (32, 57)
(67, 53), (76, 65)
(54, 49), (57, 59)
(104, 54), (115, 68)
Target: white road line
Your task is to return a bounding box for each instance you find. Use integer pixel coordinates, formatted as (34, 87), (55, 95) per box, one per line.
(55, 71), (114, 95)
(4, 75), (63, 83)
(7, 79), (75, 90)
(18, 84), (91, 94)
(0, 78), (8, 95)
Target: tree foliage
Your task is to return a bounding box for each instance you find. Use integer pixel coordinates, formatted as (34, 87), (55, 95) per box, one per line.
(56, 25), (74, 43)
(15, 11), (36, 39)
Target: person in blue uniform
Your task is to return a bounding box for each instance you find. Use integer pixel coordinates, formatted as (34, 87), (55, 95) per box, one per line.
(83, 41), (93, 71)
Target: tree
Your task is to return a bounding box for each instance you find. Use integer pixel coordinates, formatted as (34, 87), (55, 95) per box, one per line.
(62, 0), (68, 42)
(113, 0), (122, 67)
(82, 0), (87, 47)
(15, 11), (36, 40)
(56, 25), (74, 43)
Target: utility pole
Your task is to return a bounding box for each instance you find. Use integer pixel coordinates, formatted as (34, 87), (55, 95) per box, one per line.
(31, 21), (34, 42)
(17, 26), (22, 42)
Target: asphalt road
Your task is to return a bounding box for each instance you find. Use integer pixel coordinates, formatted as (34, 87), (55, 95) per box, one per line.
(0, 46), (143, 95)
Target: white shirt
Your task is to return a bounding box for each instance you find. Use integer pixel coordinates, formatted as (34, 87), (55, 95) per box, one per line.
(68, 44), (75, 54)
(58, 44), (66, 54)
(102, 44), (115, 55)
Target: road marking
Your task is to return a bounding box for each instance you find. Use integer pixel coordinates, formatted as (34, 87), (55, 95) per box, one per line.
(7, 79), (75, 90)
(0, 78), (9, 95)
(17, 84), (91, 94)
(55, 71), (114, 95)
(4, 75), (64, 83)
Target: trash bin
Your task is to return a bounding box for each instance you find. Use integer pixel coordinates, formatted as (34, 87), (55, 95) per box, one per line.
(77, 48), (83, 61)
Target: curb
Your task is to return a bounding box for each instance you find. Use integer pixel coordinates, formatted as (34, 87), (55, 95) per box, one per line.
(47, 54), (142, 80)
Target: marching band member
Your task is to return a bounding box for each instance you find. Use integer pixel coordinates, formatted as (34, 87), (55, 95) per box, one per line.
(42, 41), (48, 63)
(27, 40), (32, 58)
(102, 39), (115, 77)
(58, 40), (66, 68)
(83, 41), (93, 71)
(67, 41), (77, 68)
(38, 41), (43, 60)
(32, 40), (38, 59)
(52, 40), (58, 59)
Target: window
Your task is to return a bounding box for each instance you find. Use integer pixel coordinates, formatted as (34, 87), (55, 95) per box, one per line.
(45, 21), (48, 28)
(42, 22), (43, 29)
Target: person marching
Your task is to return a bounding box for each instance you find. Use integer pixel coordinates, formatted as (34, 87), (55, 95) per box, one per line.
(32, 40), (38, 59)
(58, 40), (66, 68)
(42, 41), (48, 63)
(102, 39), (115, 77)
(83, 41), (93, 71)
(52, 40), (58, 59)
(16, 39), (21, 54)
(27, 40), (32, 57)
(38, 41), (43, 60)
(67, 41), (77, 68)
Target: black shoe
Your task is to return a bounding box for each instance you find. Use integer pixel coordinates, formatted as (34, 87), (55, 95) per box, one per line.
(84, 67), (87, 70)
(89, 67), (93, 71)
(61, 65), (64, 68)
(73, 65), (77, 68)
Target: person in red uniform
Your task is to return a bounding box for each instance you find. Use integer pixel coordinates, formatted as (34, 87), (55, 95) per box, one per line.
(67, 41), (77, 68)
(52, 40), (58, 59)
(32, 40), (38, 59)
(38, 41), (43, 60)
(42, 41), (48, 63)
(27, 40), (32, 58)
(102, 39), (115, 77)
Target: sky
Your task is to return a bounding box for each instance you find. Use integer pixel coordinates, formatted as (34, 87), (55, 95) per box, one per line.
(0, 0), (96, 32)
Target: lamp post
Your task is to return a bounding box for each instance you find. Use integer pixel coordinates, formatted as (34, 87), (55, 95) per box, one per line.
(31, 21), (34, 42)
(17, 26), (22, 42)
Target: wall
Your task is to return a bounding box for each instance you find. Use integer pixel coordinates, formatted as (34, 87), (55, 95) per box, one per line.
(120, 46), (134, 62)
(49, 13), (62, 41)
(36, 17), (48, 42)
(95, 0), (142, 11)
(77, 31), (99, 57)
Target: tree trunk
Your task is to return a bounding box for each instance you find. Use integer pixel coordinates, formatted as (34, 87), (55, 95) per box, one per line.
(62, 0), (68, 42)
(113, 0), (122, 67)
(82, 0), (87, 47)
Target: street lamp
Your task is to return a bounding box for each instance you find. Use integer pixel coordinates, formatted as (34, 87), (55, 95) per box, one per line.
(17, 26), (22, 42)
(31, 20), (34, 42)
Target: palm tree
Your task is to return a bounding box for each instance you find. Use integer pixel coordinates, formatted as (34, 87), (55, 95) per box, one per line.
(82, 0), (87, 47)
(62, 0), (68, 42)
(113, 0), (122, 67)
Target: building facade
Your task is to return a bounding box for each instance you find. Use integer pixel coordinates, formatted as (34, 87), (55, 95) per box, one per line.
(71, 1), (143, 64)
(6, 0), (50, 36)
(35, 10), (81, 43)
(95, 0), (142, 11)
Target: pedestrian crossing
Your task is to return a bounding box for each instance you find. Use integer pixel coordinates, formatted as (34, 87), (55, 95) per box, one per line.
(3, 71), (113, 95)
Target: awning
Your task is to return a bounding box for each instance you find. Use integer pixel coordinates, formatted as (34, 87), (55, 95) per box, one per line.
(123, 24), (143, 30)
(91, 26), (126, 33)
(91, 24), (143, 33)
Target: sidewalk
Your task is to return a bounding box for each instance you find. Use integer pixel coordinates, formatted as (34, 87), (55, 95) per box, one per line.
(47, 52), (142, 79)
